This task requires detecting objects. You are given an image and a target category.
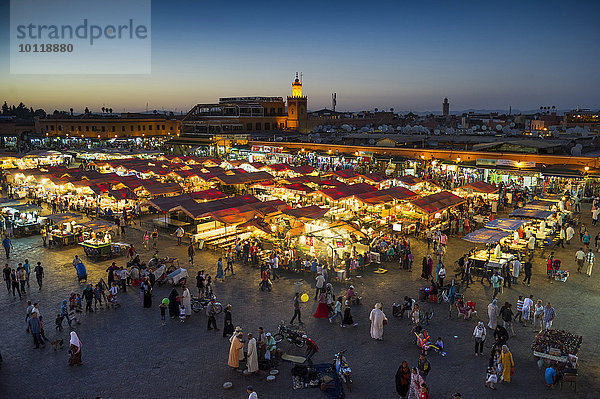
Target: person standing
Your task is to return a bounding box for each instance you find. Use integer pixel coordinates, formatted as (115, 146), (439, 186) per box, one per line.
(542, 302), (556, 330)
(68, 331), (82, 366)
(516, 296), (524, 323)
(438, 264), (446, 287)
(151, 229), (158, 250)
(499, 345), (514, 383)
(522, 295), (534, 327)
(246, 386), (258, 399)
(408, 367), (424, 399)
(246, 333), (259, 374)
(501, 303), (515, 337)
(187, 241), (195, 265)
(28, 312), (44, 348)
(487, 299), (499, 329)
(106, 262), (118, 287)
(395, 361), (411, 398)
(34, 262), (44, 290)
(223, 304), (234, 337)
(206, 298), (218, 330)
(290, 292), (303, 325)
(585, 248), (595, 277)
(417, 353), (431, 380)
(522, 258), (532, 286)
(566, 225), (575, 245)
(181, 285), (191, 317)
(314, 273), (325, 299)
(369, 303), (387, 341)
(511, 258), (521, 285)
(473, 321), (486, 356)
(3, 263), (10, 292)
(216, 258), (224, 281)
(23, 259), (31, 288)
(228, 332), (244, 370)
(173, 226), (184, 245)
(491, 272), (502, 299)
(2, 236), (13, 259)
(533, 300), (544, 331)
(17, 264), (27, 294)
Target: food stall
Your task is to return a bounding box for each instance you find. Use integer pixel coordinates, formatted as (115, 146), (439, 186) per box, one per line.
(78, 220), (120, 260)
(485, 218), (530, 255)
(45, 213), (83, 248)
(410, 191), (466, 232)
(463, 228), (515, 273)
(2, 203), (43, 237)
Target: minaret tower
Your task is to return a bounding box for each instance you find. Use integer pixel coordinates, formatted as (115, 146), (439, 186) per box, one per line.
(287, 72), (308, 133)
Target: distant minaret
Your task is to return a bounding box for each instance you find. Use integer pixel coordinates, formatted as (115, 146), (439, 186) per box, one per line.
(442, 97), (449, 116)
(332, 93), (337, 112)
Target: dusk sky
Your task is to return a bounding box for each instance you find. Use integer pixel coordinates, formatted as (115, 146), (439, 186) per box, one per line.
(1, 0), (599, 113)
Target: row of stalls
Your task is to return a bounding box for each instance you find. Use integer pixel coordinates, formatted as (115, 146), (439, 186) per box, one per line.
(462, 194), (572, 277)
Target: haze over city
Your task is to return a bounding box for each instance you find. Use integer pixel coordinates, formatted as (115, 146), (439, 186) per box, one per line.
(1, 0), (599, 113)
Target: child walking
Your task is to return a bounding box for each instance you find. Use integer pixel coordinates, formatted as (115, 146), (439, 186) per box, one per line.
(160, 298), (168, 326)
(179, 303), (186, 323)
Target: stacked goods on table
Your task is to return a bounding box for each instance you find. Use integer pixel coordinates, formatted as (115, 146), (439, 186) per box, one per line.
(532, 330), (582, 357)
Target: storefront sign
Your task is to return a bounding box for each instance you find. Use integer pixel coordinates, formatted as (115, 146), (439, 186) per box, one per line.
(305, 236), (314, 246)
(497, 159), (536, 168)
(476, 159), (497, 166)
(251, 145), (283, 153)
(392, 223), (402, 232)
(335, 240), (345, 248)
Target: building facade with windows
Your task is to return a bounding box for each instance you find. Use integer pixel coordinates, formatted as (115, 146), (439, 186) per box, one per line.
(34, 113), (181, 139)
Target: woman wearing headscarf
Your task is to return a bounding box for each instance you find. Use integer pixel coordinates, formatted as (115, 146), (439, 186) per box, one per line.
(342, 300), (355, 327)
(68, 331), (82, 366)
(142, 278), (152, 308)
(181, 285), (191, 317)
(168, 288), (179, 318)
(500, 345), (514, 382)
(421, 257), (428, 279)
(313, 292), (329, 318)
(487, 299), (499, 329)
(407, 367), (424, 399)
(473, 321), (486, 356)
(222, 304), (234, 338)
(395, 361), (411, 398)
(369, 303), (387, 340)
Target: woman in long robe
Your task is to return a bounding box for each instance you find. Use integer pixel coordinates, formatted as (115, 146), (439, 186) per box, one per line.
(68, 331), (82, 366)
(421, 257), (428, 279)
(168, 288), (179, 318)
(246, 334), (259, 373)
(408, 367), (424, 399)
(395, 361), (411, 398)
(342, 301), (354, 326)
(228, 332), (244, 369)
(142, 279), (152, 308)
(487, 299), (499, 329)
(181, 285), (191, 317)
(369, 303), (387, 340)
(223, 305), (234, 337)
(500, 345), (514, 382)
(313, 292), (329, 318)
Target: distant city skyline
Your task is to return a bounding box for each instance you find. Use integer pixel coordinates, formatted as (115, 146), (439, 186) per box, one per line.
(1, 0), (599, 113)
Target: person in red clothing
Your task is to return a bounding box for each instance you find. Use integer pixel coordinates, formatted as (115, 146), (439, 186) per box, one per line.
(419, 383), (430, 399)
(303, 335), (318, 365)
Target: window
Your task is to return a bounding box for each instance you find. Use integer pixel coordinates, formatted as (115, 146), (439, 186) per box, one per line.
(149, 125), (152, 131)
(130, 126), (134, 131)
(138, 125), (141, 131)
(122, 126), (125, 132)
(255, 123), (261, 130)
(265, 122), (270, 130)
(142, 125), (145, 131)
(78, 126), (81, 132)
(101, 126), (105, 132)
(70, 126), (74, 131)
(85, 126), (89, 131)
(162, 125), (165, 130)
(112, 126), (115, 132)
(58, 125), (62, 131)
(45, 125), (49, 130)
(278, 108), (283, 115)
(246, 123), (252, 131)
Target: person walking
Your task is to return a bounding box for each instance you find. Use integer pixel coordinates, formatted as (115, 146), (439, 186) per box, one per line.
(369, 303), (387, 341)
(522, 295), (534, 327)
(206, 298), (219, 331)
(290, 292), (303, 325)
(151, 229), (158, 250)
(223, 304), (234, 337)
(395, 361), (411, 398)
(408, 367), (424, 399)
(585, 248), (595, 277)
(473, 321), (486, 356)
(216, 258), (224, 281)
(28, 312), (44, 349)
(542, 302), (556, 330)
(17, 264), (27, 294)
(3, 263), (10, 293)
(2, 236), (13, 259)
(68, 331), (82, 366)
(187, 241), (195, 265)
(501, 303), (515, 337)
(417, 353), (431, 380)
(328, 296), (343, 326)
(487, 299), (499, 329)
(566, 225), (574, 245)
(522, 258), (532, 286)
(314, 273), (325, 299)
(438, 264), (446, 287)
(533, 300), (544, 331)
(23, 259), (31, 288)
(491, 272), (502, 299)
(499, 345), (514, 383)
(173, 226), (184, 245)
(34, 262), (44, 290)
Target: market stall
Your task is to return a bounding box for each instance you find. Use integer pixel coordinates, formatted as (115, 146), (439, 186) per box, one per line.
(2, 203), (43, 237)
(463, 228), (515, 273)
(45, 212), (83, 248)
(78, 220), (122, 260)
(532, 329), (582, 367)
(410, 191), (466, 232)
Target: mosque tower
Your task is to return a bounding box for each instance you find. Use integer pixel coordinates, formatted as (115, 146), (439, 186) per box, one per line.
(287, 72), (308, 133)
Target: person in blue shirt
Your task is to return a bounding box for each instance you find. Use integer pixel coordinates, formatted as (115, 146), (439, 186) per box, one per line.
(2, 236), (13, 259)
(545, 365), (557, 388)
(23, 259), (31, 288)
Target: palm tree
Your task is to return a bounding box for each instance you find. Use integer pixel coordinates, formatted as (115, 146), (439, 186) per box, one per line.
(70, 108), (73, 116)
(540, 106), (543, 113)
(374, 108), (378, 112)
(101, 107), (105, 113)
(390, 108), (394, 113)
(109, 108), (112, 114)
